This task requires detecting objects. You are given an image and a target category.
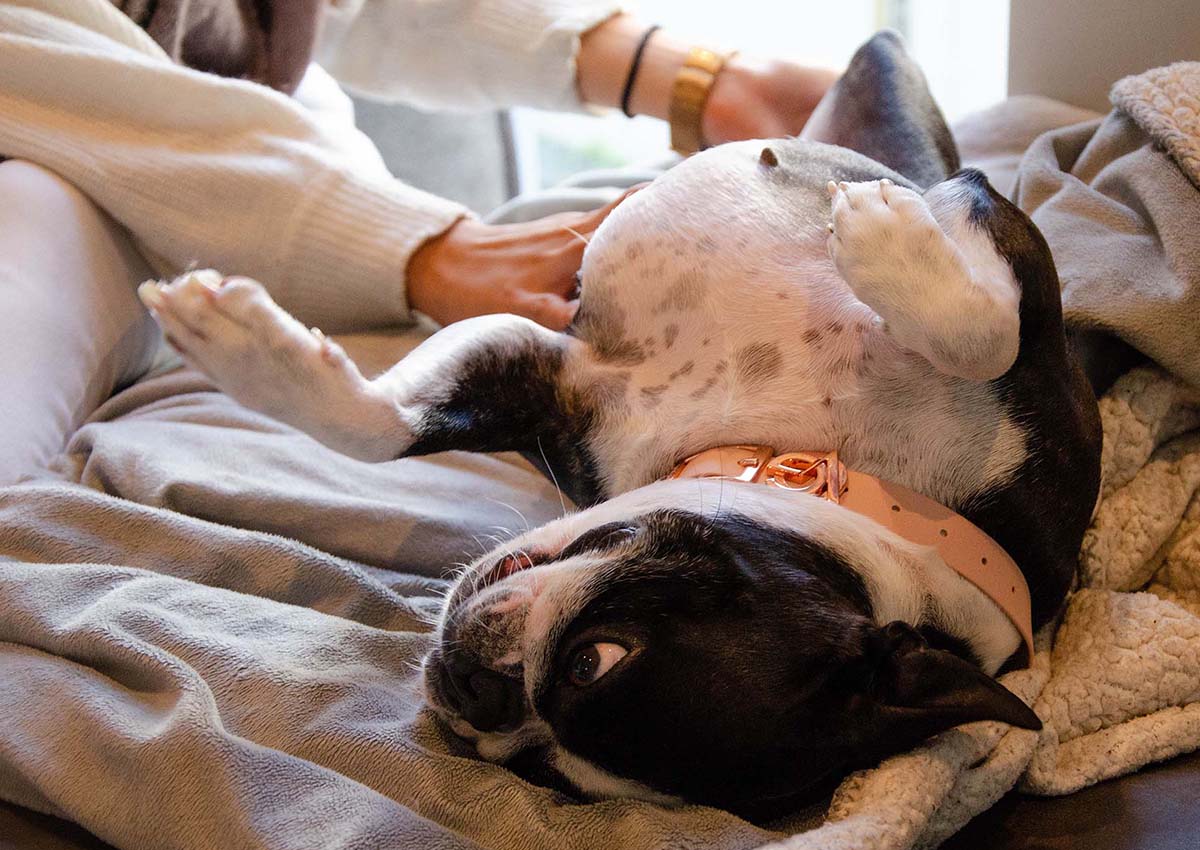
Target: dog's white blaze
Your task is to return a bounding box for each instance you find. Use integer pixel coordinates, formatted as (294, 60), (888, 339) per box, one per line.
(485, 594), (527, 616)
(520, 556), (605, 662)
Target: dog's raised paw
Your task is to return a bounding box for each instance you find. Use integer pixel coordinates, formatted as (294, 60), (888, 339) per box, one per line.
(826, 179), (964, 313)
(137, 269), (370, 427)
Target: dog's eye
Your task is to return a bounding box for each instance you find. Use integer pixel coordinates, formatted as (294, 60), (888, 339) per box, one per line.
(566, 642), (628, 686)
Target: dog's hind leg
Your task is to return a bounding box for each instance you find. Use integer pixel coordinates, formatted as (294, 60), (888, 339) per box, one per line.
(138, 271), (582, 471)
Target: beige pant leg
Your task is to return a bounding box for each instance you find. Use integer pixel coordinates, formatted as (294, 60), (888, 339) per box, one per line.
(0, 160), (161, 484)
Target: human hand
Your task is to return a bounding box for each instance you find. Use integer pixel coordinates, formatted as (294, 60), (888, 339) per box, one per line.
(406, 190), (637, 330)
(702, 55), (840, 145)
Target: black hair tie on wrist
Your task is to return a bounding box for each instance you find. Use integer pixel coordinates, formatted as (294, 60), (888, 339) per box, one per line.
(620, 24), (661, 118)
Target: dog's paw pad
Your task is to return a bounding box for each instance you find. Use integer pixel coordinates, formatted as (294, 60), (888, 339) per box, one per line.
(827, 180), (946, 294)
(310, 327), (351, 366)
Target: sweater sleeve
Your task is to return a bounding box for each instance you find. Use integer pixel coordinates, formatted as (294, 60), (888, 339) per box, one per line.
(0, 4), (468, 332)
(316, 0), (625, 111)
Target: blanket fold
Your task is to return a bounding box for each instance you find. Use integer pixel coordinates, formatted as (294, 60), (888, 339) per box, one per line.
(1014, 61), (1200, 392)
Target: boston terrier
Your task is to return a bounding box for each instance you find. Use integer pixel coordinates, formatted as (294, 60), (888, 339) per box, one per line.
(138, 32), (1101, 819)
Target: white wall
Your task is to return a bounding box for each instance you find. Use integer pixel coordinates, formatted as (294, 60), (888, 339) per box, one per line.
(904, 0), (1009, 122)
(1008, 0), (1200, 111)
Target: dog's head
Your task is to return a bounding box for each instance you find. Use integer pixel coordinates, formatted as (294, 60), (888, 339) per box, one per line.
(423, 481), (1039, 817)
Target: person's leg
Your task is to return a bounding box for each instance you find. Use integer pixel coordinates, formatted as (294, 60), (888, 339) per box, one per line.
(0, 160), (161, 484)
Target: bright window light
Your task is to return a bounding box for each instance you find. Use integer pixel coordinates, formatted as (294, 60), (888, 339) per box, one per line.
(510, 0), (1009, 191)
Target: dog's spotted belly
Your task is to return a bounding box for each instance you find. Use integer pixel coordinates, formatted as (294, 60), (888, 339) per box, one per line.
(567, 146), (1026, 505)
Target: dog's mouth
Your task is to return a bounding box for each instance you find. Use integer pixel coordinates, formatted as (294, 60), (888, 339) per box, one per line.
(477, 522), (643, 592)
(482, 549), (557, 589)
(460, 522), (643, 612)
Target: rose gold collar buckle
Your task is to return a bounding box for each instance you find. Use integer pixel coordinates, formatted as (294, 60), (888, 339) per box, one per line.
(668, 445), (775, 483)
(763, 451), (848, 504)
(668, 446), (849, 504)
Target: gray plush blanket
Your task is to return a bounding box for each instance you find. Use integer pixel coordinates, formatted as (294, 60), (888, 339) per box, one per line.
(4, 62), (1200, 850)
(0, 341), (788, 850)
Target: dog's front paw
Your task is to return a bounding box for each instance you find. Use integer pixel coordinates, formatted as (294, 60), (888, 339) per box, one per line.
(137, 270), (369, 426)
(826, 179), (962, 312)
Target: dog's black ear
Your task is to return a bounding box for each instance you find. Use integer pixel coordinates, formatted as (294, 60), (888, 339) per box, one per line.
(840, 621), (1041, 749)
(801, 30), (959, 188)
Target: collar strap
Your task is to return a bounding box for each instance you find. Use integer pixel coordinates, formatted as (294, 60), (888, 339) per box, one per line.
(669, 446), (1034, 666)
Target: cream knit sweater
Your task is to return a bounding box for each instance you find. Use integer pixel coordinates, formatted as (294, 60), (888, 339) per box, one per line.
(0, 0), (621, 331)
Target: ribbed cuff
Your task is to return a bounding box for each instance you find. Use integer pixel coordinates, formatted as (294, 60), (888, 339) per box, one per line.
(281, 172), (468, 331)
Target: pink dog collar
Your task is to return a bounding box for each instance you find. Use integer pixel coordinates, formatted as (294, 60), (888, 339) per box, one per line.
(669, 446), (1035, 666)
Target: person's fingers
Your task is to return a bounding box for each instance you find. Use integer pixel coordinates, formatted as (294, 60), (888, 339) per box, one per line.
(527, 185), (649, 255)
(516, 291), (575, 331)
(564, 207), (616, 240)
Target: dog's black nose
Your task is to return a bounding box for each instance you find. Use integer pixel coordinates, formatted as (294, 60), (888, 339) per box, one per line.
(442, 649), (526, 732)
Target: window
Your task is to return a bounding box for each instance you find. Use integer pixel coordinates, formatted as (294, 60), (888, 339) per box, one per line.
(510, 0), (1009, 191)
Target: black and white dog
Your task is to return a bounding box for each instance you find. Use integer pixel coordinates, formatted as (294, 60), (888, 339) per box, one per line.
(140, 33), (1101, 818)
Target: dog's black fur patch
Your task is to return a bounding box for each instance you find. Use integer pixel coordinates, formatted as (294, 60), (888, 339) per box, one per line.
(804, 30), (959, 189)
(404, 341), (605, 507)
(535, 510), (872, 816)
(529, 510), (1038, 819)
(946, 169), (1102, 625)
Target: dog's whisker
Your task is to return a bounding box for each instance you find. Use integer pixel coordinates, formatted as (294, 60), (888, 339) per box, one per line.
(484, 497), (534, 534)
(536, 435), (569, 520)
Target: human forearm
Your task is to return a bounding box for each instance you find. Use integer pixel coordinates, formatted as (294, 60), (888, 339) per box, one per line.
(577, 13), (840, 147)
(577, 13), (691, 120)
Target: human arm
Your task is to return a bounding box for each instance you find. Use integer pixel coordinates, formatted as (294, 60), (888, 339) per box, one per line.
(317, 0), (624, 111)
(0, 3), (467, 333)
(317, 4), (837, 143)
(575, 13), (839, 145)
